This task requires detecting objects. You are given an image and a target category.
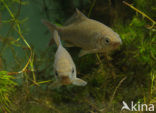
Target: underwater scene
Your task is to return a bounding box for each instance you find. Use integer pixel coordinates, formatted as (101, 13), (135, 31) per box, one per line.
(0, 0), (156, 113)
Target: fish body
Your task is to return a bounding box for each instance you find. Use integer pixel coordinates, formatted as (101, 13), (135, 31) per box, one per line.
(43, 9), (122, 57)
(52, 30), (87, 86)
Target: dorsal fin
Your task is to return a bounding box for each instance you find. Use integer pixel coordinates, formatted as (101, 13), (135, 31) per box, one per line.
(75, 8), (87, 18)
(64, 8), (87, 26)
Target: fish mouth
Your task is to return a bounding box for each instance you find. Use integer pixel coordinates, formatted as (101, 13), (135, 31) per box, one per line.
(112, 42), (121, 49)
(60, 76), (71, 85)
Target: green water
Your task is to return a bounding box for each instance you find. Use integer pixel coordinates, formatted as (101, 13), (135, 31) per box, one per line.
(0, 0), (155, 113)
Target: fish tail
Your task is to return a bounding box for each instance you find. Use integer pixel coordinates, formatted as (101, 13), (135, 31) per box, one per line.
(42, 19), (57, 32)
(53, 30), (61, 47)
(42, 20), (60, 46)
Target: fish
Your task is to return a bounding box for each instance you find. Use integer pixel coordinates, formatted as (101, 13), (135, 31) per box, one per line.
(51, 30), (87, 87)
(42, 8), (122, 57)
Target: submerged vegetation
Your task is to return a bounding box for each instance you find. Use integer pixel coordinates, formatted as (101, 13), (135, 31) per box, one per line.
(0, 71), (16, 112)
(0, 0), (155, 113)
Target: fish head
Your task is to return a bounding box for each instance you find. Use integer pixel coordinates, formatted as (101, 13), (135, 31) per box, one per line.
(94, 27), (122, 52)
(103, 32), (122, 50)
(55, 67), (76, 85)
(54, 50), (77, 85)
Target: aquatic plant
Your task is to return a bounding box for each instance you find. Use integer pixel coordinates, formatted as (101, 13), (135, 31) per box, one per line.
(0, 71), (16, 113)
(0, 0), (155, 113)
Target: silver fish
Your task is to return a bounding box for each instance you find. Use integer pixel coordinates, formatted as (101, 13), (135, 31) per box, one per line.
(52, 30), (87, 86)
(43, 9), (122, 57)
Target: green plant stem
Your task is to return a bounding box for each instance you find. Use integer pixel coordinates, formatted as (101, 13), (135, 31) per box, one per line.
(123, 1), (156, 25)
(88, 0), (96, 17)
(2, 0), (33, 74)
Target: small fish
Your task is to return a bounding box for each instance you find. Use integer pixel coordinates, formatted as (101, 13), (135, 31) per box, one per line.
(42, 9), (122, 57)
(52, 30), (87, 87)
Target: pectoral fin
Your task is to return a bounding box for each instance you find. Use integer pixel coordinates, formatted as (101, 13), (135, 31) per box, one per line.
(79, 50), (89, 57)
(79, 49), (99, 57)
(72, 78), (87, 86)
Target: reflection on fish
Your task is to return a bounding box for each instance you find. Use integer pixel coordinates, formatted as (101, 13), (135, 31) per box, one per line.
(43, 9), (122, 57)
(52, 30), (87, 87)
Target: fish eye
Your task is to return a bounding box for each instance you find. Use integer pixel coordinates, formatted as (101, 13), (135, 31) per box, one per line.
(105, 38), (110, 44)
(72, 68), (74, 74)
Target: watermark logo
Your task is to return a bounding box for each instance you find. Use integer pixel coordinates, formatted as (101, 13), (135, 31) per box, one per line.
(121, 101), (154, 111)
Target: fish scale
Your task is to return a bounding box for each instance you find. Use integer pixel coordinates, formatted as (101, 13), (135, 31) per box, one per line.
(43, 8), (122, 57)
(49, 30), (87, 87)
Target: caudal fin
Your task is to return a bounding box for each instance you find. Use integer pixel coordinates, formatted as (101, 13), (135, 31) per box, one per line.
(42, 20), (57, 32)
(72, 78), (87, 86)
(53, 30), (62, 47)
(42, 20), (58, 46)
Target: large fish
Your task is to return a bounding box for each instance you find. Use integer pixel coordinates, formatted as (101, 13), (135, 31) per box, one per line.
(43, 9), (122, 57)
(52, 30), (87, 86)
